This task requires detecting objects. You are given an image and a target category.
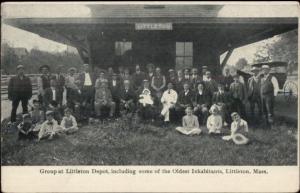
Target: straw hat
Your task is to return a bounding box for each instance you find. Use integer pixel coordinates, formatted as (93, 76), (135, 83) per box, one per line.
(232, 133), (249, 145)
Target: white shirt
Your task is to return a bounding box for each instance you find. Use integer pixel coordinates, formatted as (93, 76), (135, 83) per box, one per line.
(231, 119), (248, 135)
(84, 72), (92, 86)
(51, 87), (56, 101)
(161, 89), (178, 104)
(112, 80), (117, 87)
(198, 90), (203, 95)
(263, 74), (279, 96)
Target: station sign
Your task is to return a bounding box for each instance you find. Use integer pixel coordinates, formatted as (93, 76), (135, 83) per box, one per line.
(135, 23), (173, 30)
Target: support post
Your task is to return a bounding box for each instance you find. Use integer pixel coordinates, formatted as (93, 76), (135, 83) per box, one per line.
(221, 48), (234, 68)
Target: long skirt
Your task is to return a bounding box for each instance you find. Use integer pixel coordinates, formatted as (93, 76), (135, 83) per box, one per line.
(175, 127), (201, 135)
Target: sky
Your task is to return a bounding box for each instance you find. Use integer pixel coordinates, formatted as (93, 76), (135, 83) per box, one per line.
(1, 3), (297, 63)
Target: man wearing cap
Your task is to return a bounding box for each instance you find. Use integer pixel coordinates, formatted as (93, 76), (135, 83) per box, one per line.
(132, 64), (146, 91)
(37, 64), (54, 103)
(77, 64), (95, 119)
(247, 66), (262, 118)
(94, 80), (116, 118)
(8, 65), (32, 123)
(260, 65), (279, 125)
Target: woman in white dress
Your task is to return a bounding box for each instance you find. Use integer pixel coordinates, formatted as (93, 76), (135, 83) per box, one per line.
(176, 106), (201, 135)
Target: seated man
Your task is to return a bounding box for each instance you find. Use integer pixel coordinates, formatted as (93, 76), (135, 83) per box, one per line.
(212, 83), (232, 125)
(161, 82), (178, 123)
(193, 82), (211, 125)
(119, 80), (136, 115)
(94, 80), (116, 118)
(137, 80), (155, 121)
(175, 82), (194, 120)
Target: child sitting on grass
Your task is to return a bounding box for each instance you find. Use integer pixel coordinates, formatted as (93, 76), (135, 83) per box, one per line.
(60, 108), (79, 134)
(38, 111), (63, 141)
(222, 112), (249, 145)
(175, 106), (201, 136)
(17, 114), (36, 140)
(30, 99), (45, 132)
(207, 104), (223, 134)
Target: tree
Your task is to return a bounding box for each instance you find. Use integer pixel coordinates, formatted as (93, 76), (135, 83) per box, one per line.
(253, 29), (298, 65)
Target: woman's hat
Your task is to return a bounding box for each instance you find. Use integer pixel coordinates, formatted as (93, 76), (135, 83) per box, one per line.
(261, 65), (270, 69)
(231, 112), (239, 118)
(232, 133), (249, 145)
(251, 66), (260, 72)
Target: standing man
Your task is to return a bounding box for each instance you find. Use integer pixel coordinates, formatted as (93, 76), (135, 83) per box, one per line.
(260, 65), (279, 125)
(222, 67), (234, 92)
(77, 63), (95, 119)
(203, 71), (218, 96)
(151, 67), (166, 100)
(8, 65), (32, 123)
(190, 68), (202, 91)
(160, 82), (178, 123)
(230, 74), (247, 118)
(37, 65), (53, 103)
(247, 67), (262, 119)
(132, 64), (146, 91)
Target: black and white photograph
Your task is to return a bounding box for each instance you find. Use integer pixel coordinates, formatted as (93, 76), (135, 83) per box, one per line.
(1, 2), (298, 168)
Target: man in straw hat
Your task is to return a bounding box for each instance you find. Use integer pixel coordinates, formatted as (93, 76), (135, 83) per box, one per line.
(247, 66), (262, 119)
(8, 65), (32, 123)
(260, 64), (279, 125)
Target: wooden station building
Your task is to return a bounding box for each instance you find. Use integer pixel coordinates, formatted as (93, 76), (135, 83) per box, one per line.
(4, 4), (298, 75)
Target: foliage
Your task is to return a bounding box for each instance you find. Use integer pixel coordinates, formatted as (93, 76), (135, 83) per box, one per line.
(253, 29), (298, 64)
(1, 43), (83, 75)
(235, 58), (249, 70)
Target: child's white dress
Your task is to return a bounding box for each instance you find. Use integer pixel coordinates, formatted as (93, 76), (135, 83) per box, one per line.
(222, 119), (249, 145)
(207, 114), (223, 134)
(176, 115), (201, 135)
(138, 89), (154, 107)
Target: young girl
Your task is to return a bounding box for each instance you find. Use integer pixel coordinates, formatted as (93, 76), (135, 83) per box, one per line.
(207, 104), (223, 134)
(222, 112), (249, 145)
(17, 114), (36, 140)
(38, 111), (63, 141)
(139, 89), (154, 107)
(175, 106), (201, 135)
(30, 99), (45, 132)
(60, 108), (79, 134)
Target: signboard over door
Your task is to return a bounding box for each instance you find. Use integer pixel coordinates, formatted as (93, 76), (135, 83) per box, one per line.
(135, 23), (173, 30)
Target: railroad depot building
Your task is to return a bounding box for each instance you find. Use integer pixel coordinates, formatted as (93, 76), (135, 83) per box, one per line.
(4, 4), (298, 75)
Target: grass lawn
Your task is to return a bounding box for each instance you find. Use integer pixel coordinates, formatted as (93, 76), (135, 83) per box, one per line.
(1, 116), (298, 165)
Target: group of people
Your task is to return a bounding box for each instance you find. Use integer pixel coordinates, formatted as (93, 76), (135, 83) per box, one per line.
(8, 62), (279, 144)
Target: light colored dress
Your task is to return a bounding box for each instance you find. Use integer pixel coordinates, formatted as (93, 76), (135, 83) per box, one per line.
(176, 115), (201, 135)
(161, 89), (178, 122)
(207, 114), (223, 134)
(139, 89), (154, 106)
(222, 119), (249, 145)
(60, 115), (79, 134)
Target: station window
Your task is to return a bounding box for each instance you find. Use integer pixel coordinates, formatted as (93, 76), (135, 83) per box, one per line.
(115, 41), (132, 56)
(176, 42), (193, 69)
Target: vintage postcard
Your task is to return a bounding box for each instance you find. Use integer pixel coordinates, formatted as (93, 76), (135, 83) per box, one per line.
(1, 1), (299, 192)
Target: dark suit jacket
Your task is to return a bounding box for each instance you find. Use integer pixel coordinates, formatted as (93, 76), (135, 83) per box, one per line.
(212, 91), (232, 104)
(43, 87), (62, 107)
(119, 88), (136, 102)
(8, 75), (32, 101)
(194, 90), (211, 107)
(178, 90), (194, 106)
(109, 79), (122, 100)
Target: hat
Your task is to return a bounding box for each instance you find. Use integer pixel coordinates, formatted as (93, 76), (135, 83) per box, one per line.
(46, 111), (54, 116)
(232, 133), (249, 145)
(143, 79), (149, 82)
(168, 69), (175, 72)
(261, 65), (270, 69)
(205, 71), (211, 75)
(22, 113), (31, 119)
(39, 65), (50, 71)
(17, 65), (24, 70)
(251, 66), (260, 72)
(202, 66), (208, 69)
(231, 112), (239, 118)
(68, 67), (76, 72)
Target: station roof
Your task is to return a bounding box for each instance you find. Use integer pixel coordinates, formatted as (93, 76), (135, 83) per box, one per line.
(3, 4), (298, 54)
